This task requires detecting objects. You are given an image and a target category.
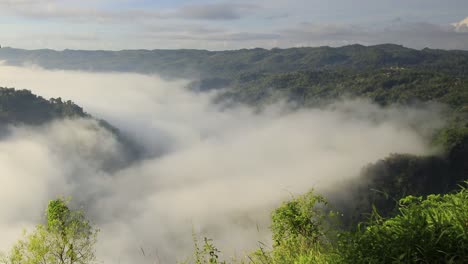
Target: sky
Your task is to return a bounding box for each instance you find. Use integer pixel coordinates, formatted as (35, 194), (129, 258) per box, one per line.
(0, 0), (467, 50)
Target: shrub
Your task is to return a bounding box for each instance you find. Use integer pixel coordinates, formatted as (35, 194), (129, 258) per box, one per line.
(339, 184), (468, 263)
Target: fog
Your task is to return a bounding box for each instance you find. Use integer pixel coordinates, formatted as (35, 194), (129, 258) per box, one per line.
(0, 64), (444, 262)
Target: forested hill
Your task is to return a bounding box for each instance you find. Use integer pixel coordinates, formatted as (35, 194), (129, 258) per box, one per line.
(1, 44), (468, 78)
(0, 87), (141, 163)
(0, 88), (88, 125)
(1, 44), (467, 111)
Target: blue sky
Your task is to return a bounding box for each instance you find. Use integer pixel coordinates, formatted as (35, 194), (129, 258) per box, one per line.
(0, 0), (467, 50)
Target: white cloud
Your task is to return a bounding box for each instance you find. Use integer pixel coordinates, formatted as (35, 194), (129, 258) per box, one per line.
(452, 17), (468, 32)
(175, 3), (258, 20)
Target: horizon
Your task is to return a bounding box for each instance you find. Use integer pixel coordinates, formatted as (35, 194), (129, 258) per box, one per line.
(0, 43), (465, 52)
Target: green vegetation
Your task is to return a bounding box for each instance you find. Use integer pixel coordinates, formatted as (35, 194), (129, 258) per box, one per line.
(339, 187), (468, 263)
(252, 192), (339, 264)
(1, 198), (98, 264)
(334, 149), (467, 228)
(0, 88), (87, 125)
(4, 188), (466, 263)
(0, 87), (142, 163)
(1, 44), (468, 79)
(191, 236), (227, 264)
(219, 68), (468, 110)
(192, 185), (467, 264)
(2, 45), (468, 110)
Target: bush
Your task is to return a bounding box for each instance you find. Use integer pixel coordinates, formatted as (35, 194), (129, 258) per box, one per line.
(339, 184), (468, 263)
(250, 191), (340, 264)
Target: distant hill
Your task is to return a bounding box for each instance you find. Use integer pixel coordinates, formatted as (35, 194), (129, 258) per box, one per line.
(1, 44), (468, 78)
(1, 44), (467, 110)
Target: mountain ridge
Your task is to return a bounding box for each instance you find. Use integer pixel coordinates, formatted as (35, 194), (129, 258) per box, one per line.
(1, 43), (468, 79)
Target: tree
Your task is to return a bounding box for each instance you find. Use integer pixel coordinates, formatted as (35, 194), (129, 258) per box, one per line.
(1, 198), (98, 264)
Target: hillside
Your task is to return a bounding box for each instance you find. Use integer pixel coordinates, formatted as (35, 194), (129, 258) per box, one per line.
(0, 87), (141, 164)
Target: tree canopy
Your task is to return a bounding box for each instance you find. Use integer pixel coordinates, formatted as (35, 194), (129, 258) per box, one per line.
(1, 198), (98, 264)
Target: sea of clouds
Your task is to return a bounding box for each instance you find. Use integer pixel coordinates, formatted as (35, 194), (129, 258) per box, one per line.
(0, 64), (444, 263)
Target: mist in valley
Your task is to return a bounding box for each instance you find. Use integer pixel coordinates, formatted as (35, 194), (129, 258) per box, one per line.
(0, 64), (446, 263)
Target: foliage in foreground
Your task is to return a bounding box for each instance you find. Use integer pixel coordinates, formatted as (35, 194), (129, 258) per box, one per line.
(2, 187), (466, 264)
(339, 184), (468, 263)
(192, 236), (226, 264)
(192, 184), (467, 264)
(0, 198), (98, 264)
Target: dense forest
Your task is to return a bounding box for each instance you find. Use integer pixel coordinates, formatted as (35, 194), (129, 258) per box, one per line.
(0, 44), (467, 263)
(0, 88), (87, 125)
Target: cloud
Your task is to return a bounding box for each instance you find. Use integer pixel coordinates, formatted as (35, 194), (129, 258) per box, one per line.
(0, 0), (108, 21)
(0, 64), (445, 262)
(145, 32), (280, 42)
(28, 32), (100, 42)
(0, 1), (256, 23)
(265, 13), (289, 20)
(0, 1), (156, 25)
(452, 17), (468, 32)
(176, 3), (257, 20)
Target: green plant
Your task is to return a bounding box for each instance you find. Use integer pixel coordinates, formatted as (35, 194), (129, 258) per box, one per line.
(1, 198), (99, 264)
(339, 184), (468, 263)
(192, 233), (226, 264)
(249, 191), (339, 264)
